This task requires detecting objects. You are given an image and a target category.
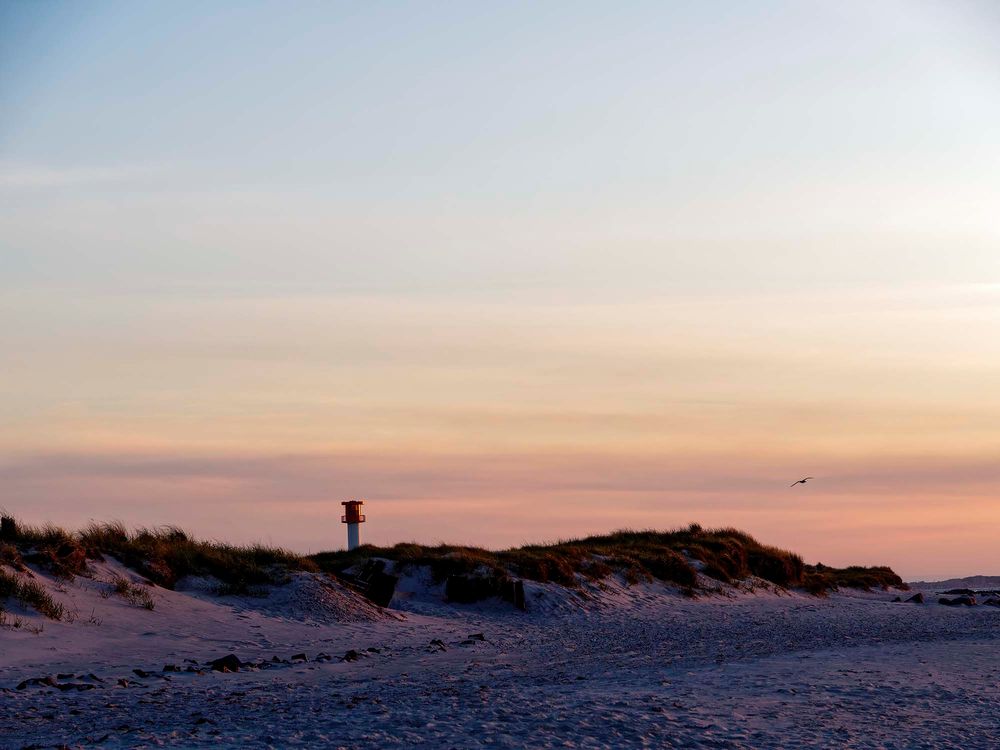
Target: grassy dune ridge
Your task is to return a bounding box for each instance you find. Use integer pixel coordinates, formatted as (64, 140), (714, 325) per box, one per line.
(312, 524), (907, 596)
(0, 518), (315, 619)
(0, 517), (905, 621)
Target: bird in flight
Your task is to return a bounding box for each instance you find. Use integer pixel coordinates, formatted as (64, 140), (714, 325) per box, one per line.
(790, 477), (814, 487)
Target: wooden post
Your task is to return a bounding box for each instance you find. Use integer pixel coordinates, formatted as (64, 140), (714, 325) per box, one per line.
(499, 579), (513, 604)
(0, 516), (17, 542)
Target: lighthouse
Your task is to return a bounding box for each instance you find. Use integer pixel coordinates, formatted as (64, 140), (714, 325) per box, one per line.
(341, 500), (366, 550)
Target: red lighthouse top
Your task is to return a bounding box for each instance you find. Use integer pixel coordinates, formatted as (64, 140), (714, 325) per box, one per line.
(341, 500), (366, 524)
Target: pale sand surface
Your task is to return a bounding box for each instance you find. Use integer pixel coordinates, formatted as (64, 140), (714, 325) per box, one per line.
(2, 560), (999, 749)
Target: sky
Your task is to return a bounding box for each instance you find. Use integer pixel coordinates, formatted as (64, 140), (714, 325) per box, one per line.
(2, 1), (999, 579)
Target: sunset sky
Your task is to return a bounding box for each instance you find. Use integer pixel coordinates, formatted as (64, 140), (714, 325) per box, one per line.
(2, 1), (999, 579)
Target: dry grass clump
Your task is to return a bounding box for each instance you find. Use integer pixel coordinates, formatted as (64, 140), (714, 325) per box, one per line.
(0, 567), (64, 620)
(803, 563), (907, 594)
(312, 524), (904, 598)
(2, 515), (315, 595)
(76, 522), (315, 592)
(107, 574), (156, 610)
(0, 543), (26, 571)
(5, 520), (89, 579)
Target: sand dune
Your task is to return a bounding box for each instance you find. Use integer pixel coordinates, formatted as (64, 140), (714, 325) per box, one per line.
(2, 552), (1000, 748)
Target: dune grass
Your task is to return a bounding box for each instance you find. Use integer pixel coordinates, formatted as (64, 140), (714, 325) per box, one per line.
(311, 524), (906, 595)
(107, 574), (156, 610)
(1, 516), (316, 595)
(0, 515), (905, 607)
(803, 563), (907, 594)
(76, 521), (316, 592)
(0, 567), (65, 620)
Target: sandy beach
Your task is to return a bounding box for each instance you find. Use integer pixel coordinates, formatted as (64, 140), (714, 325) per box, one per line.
(3, 559), (999, 749)
(5, 5), (1000, 746)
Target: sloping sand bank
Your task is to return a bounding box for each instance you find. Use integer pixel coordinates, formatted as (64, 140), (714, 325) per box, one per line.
(2, 567), (999, 748)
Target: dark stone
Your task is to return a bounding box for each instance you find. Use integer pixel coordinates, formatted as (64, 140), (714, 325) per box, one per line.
(117, 679), (129, 688)
(428, 639), (447, 652)
(56, 673), (75, 679)
(468, 633), (486, 641)
(290, 653), (307, 662)
(939, 596), (977, 606)
(16, 676), (57, 690)
(132, 669), (150, 678)
(891, 596), (902, 602)
(942, 588), (975, 595)
(315, 653), (333, 662)
(55, 682), (95, 692)
(208, 654), (242, 673)
(342, 650), (361, 662)
(162, 664), (180, 672)
(906, 592), (925, 604)
(366, 647), (381, 653)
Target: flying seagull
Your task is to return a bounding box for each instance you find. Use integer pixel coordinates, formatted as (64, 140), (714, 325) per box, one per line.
(790, 477), (814, 487)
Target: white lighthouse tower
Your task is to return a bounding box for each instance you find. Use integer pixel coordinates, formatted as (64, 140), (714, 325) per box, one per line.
(341, 500), (366, 550)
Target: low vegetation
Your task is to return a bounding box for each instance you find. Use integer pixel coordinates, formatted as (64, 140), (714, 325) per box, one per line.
(106, 574), (156, 610)
(312, 524), (907, 596)
(0, 567), (65, 620)
(0, 515), (316, 600)
(803, 563), (907, 595)
(77, 521), (317, 592)
(0, 515), (905, 616)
